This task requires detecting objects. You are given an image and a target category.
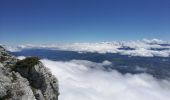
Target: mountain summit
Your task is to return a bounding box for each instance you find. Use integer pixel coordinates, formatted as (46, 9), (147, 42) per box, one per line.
(0, 45), (59, 100)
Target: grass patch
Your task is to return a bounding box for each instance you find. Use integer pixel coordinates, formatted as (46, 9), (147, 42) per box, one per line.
(15, 57), (39, 68)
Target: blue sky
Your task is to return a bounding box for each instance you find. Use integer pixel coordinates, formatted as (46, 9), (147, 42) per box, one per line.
(0, 0), (170, 45)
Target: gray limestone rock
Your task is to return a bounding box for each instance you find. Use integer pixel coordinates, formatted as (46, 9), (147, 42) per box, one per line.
(0, 64), (36, 100)
(15, 62), (59, 100)
(0, 45), (59, 100)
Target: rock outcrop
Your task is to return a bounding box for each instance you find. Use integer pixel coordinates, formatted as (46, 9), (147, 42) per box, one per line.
(0, 45), (59, 100)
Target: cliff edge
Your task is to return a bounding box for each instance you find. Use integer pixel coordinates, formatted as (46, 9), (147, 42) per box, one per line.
(0, 45), (59, 100)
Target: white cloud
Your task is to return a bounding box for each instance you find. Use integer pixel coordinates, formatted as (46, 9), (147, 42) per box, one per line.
(3, 45), (21, 52)
(41, 59), (170, 100)
(7, 39), (170, 57)
(142, 38), (165, 44)
(119, 49), (170, 57)
(17, 56), (26, 60)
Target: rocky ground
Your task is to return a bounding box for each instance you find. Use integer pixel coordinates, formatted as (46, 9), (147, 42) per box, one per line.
(0, 45), (59, 100)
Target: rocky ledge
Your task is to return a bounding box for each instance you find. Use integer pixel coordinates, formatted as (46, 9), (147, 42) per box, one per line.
(0, 45), (59, 100)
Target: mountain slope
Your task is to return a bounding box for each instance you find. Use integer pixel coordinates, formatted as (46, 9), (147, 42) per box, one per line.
(0, 46), (59, 100)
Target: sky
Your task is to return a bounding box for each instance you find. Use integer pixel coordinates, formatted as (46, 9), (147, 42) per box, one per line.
(0, 0), (170, 45)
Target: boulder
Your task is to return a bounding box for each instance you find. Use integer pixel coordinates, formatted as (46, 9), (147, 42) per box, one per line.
(0, 46), (59, 100)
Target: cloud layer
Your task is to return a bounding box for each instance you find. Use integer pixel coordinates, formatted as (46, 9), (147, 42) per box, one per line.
(41, 59), (170, 100)
(7, 39), (170, 57)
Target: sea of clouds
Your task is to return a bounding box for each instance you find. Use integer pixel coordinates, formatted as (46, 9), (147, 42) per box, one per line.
(15, 37), (170, 100)
(7, 39), (170, 100)
(39, 59), (170, 100)
(6, 39), (170, 57)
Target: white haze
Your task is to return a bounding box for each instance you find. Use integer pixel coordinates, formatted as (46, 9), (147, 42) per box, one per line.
(41, 59), (170, 100)
(6, 39), (170, 57)
(17, 56), (26, 60)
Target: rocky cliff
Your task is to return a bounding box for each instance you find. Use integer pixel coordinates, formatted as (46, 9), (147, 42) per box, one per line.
(0, 45), (59, 100)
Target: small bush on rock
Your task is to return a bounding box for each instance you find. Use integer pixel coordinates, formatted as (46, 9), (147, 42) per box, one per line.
(15, 57), (39, 68)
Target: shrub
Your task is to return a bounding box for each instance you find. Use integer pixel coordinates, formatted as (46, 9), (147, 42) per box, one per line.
(15, 57), (39, 68)
(0, 45), (3, 48)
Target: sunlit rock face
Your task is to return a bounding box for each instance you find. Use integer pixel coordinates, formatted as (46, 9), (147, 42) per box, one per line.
(15, 60), (59, 100)
(0, 46), (59, 100)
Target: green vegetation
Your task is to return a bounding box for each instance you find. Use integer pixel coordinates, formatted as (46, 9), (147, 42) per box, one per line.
(15, 57), (39, 68)
(0, 45), (3, 48)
